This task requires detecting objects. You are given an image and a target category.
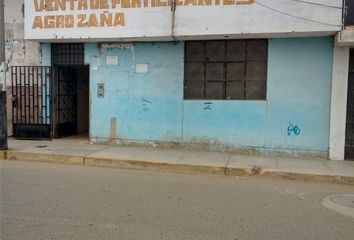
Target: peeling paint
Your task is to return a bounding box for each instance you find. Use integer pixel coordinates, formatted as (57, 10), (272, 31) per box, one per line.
(98, 43), (135, 61)
(4, 31), (14, 65)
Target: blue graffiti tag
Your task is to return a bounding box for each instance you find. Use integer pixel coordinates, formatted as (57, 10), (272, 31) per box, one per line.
(287, 123), (301, 136)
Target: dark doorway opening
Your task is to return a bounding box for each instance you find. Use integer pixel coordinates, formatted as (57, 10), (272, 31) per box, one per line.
(52, 66), (89, 138)
(51, 43), (89, 139)
(345, 49), (354, 160)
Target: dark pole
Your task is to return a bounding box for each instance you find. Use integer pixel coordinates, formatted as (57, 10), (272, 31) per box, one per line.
(0, 0), (8, 150)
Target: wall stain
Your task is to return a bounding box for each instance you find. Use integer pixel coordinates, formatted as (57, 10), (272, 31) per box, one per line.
(141, 96), (152, 112)
(5, 37), (13, 64)
(109, 117), (117, 143)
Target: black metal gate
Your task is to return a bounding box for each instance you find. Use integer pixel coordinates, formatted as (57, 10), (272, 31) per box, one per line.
(51, 43), (84, 138)
(11, 43), (84, 139)
(11, 66), (78, 139)
(11, 66), (52, 139)
(345, 50), (354, 159)
(52, 67), (77, 138)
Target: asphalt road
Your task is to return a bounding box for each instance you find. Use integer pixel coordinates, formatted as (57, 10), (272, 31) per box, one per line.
(1, 159), (354, 240)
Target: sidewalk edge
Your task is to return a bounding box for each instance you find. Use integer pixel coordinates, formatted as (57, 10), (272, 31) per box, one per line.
(1, 150), (353, 185)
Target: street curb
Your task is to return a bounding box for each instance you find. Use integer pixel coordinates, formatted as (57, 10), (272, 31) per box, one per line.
(85, 157), (231, 175)
(1, 150), (84, 165)
(1, 150), (354, 185)
(261, 170), (354, 185)
(84, 156), (254, 176)
(0, 150), (6, 159)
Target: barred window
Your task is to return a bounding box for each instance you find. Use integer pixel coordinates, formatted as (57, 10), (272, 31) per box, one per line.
(51, 43), (85, 66)
(184, 40), (268, 100)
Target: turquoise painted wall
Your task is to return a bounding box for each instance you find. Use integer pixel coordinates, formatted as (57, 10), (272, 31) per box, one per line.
(183, 38), (333, 153)
(85, 38), (333, 155)
(41, 43), (51, 66)
(266, 38), (333, 151)
(85, 42), (184, 142)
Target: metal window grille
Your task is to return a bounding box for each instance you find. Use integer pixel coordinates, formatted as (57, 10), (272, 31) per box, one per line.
(344, 0), (354, 27)
(184, 40), (268, 100)
(51, 43), (85, 66)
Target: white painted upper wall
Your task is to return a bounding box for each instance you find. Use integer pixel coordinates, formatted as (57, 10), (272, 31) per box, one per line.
(24, 0), (343, 41)
(175, 0), (343, 39)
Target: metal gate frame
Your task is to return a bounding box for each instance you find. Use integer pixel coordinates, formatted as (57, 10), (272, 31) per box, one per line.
(11, 66), (79, 139)
(11, 66), (53, 139)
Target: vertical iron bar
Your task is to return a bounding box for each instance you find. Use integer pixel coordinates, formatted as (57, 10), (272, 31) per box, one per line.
(15, 67), (19, 124)
(11, 67), (14, 125)
(42, 67), (45, 125)
(244, 40), (248, 100)
(36, 66), (39, 124)
(23, 67), (26, 124)
(26, 67), (29, 123)
(32, 66), (34, 124)
(50, 67), (56, 139)
(204, 41), (206, 99)
(28, 66), (30, 123)
(58, 68), (61, 124)
(28, 67), (31, 123)
(25, 67), (27, 123)
(19, 67), (23, 123)
(73, 68), (77, 125)
(27, 67), (29, 123)
(26, 66), (29, 123)
(45, 67), (48, 125)
(38, 67), (40, 124)
(223, 41), (227, 99)
(39, 67), (43, 124)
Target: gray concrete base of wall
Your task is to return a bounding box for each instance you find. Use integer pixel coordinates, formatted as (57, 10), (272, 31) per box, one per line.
(90, 137), (329, 160)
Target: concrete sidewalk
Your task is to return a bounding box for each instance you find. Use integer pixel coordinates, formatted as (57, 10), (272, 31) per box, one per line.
(1, 139), (354, 185)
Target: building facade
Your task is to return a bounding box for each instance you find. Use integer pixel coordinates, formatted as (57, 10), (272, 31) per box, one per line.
(4, 0), (354, 160)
